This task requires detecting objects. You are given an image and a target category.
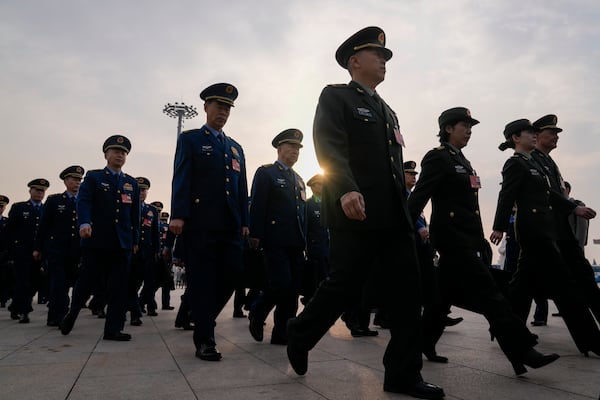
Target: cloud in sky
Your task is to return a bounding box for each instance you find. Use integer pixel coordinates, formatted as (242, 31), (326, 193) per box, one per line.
(1, 0), (600, 261)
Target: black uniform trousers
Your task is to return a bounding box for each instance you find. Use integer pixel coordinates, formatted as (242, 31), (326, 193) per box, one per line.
(287, 229), (423, 388)
(557, 239), (600, 323)
(46, 253), (79, 323)
(127, 253), (145, 320)
(251, 246), (304, 340)
(181, 230), (242, 349)
(428, 248), (536, 365)
(69, 248), (131, 334)
(510, 240), (600, 353)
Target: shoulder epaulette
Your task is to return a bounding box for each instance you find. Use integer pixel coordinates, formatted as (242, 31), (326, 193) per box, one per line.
(181, 128), (201, 135)
(326, 83), (349, 89)
(434, 145), (445, 151)
(261, 163), (273, 168)
(89, 169), (102, 173)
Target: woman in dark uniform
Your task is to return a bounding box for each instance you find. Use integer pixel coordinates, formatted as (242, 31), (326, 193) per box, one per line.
(490, 119), (600, 357)
(408, 108), (558, 375)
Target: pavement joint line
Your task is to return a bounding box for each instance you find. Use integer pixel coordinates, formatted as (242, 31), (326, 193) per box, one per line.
(65, 333), (103, 400)
(0, 327), (53, 361)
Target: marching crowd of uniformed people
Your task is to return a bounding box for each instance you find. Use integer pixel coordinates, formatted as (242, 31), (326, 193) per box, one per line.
(1, 25), (599, 400)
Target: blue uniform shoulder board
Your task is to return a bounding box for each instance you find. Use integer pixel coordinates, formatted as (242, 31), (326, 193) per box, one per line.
(435, 145), (445, 150)
(261, 163), (273, 168)
(181, 129), (201, 135)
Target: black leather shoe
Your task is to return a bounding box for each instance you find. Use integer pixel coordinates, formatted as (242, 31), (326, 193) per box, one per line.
(445, 316), (463, 327)
(521, 348), (559, 369)
(60, 312), (76, 335)
(96, 309), (106, 319)
(195, 344), (222, 361)
(103, 332), (132, 341)
(424, 352), (449, 363)
(10, 311), (19, 320)
(161, 306), (175, 310)
(350, 327), (379, 337)
(233, 309), (246, 318)
(287, 342), (308, 375)
(130, 318), (143, 326)
(249, 317), (264, 342)
(383, 380), (445, 399)
(19, 314), (30, 324)
(147, 310), (158, 317)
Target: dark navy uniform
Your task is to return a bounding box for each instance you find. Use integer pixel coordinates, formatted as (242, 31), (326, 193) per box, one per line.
(249, 156), (306, 343)
(136, 198), (160, 317)
(170, 83), (248, 358)
(35, 191), (80, 324)
(4, 179), (49, 321)
(493, 147), (600, 356)
(62, 135), (140, 339)
(34, 166), (83, 326)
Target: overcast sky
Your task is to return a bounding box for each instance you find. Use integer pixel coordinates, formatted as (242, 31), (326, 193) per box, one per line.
(2, 0), (600, 263)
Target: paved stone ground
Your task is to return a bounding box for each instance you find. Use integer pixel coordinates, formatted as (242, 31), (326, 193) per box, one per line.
(0, 289), (598, 400)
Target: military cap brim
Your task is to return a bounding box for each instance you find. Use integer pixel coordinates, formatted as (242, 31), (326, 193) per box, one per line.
(306, 174), (324, 187)
(103, 135), (132, 153)
(59, 165), (85, 180)
(28, 178), (50, 191)
(335, 26), (393, 69)
(533, 114), (563, 133)
(271, 129), (304, 148)
(438, 107), (480, 129)
(136, 177), (151, 189)
(0, 195), (9, 206)
(503, 119), (537, 139)
(200, 83), (238, 107)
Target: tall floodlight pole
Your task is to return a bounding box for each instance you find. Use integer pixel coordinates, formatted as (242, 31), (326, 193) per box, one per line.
(163, 102), (198, 136)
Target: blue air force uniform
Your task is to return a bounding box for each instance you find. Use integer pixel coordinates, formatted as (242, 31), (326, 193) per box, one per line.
(135, 196), (161, 317)
(64, 135), (140, 338)
(35, 192), (80, 324)
(248, 129), (306, 344)
(170, 102), (249, 353)
(4, 179), (49, 319)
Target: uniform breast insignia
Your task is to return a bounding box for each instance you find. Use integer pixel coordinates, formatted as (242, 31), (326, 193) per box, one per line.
(201, 145), (213, 152)
(231, 146), (239, 156)
(276, 178), (287, 187)
(57, 204), (66, 212)
(123, 183), (133, 191)
(356, 107), (373, 117)
(101, 182), (110, 188)
(455, 165), (467, 174)
(529, 169), (540, 176)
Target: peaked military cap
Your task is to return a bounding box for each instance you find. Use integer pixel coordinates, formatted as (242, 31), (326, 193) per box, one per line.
(28, 178), (50, 191)
(503, 119), (536, 139)
(136, 177), (150, 189)
(160, 211), (170, 221)
(533, 114), (562, 133)
(306, 174), (324, 187)
(438, 107), (480, 129)
(336, 26), (392, 69)
(403, 161), (418, 174)
(0, 195), (9, 206)
(150, 201), (163, 211)
(103, 135), (132, 153)
(200, 83), (238, 107)
(272, 128), (303, 148)
(60, 165), (85, 180)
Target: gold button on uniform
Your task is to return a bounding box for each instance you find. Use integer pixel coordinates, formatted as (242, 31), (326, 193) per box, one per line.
(271, 220), (276, 224)
(449, 212), (455, 217)
(532, 209), (537, 213)
(194, 198), (200, 204)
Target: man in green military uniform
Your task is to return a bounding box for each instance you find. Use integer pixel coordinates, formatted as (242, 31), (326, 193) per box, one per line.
(286, 26), (444, 399)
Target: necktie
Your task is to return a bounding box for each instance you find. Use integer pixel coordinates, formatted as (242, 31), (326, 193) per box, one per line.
(373, 93), (385, 115)
(217, 133), (224, 144)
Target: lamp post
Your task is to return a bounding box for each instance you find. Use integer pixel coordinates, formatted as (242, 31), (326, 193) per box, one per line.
(163, 102), (198, 136)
